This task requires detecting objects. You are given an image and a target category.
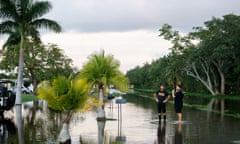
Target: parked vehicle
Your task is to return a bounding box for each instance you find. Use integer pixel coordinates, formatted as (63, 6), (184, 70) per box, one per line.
(0, 81), (16, 118)
(10, 86), (32, 94)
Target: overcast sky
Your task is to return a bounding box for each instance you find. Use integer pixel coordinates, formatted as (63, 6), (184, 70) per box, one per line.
(1, 0), (240, 72)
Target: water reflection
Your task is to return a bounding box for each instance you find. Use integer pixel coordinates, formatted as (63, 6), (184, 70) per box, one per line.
(0, 119), (17, 144)
(155, 122), (168, 144)
(23, 101), (62, 143)
(174, 124), (183, 144)
(5, 95), (240, 143)
(97, 120), (106, 144)
(15, 105), (24, 144)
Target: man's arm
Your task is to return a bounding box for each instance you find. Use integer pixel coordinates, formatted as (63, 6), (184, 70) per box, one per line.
(163, 93), (171, 103)
(172, 89), (176, 98)
(154, 93), (159, 102)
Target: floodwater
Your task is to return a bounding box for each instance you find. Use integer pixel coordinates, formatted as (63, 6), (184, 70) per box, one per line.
(1, 94), (240, 144)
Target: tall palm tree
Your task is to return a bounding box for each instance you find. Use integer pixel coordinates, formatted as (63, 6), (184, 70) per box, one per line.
(78, 50), (129, 119)
(0, 0), (61, 104)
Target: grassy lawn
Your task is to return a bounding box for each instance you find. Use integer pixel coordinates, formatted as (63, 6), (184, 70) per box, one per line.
(133, 88), (240, 100)
(22, 94), (38, 102)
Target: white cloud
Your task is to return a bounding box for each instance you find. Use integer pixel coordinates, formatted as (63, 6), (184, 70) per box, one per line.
(47, 0), (240, 32)
(1, 0), (240, 73)
(41, 30), (171, 72)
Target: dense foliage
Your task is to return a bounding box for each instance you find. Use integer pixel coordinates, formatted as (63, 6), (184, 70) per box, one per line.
(0, 0), (61, 104)
(38, 76), (89, 112)
(79, 50), (129, 93)
(0, 43), (74, 93)
(127, 14), (240, 95)
(78, 50), (129, 118)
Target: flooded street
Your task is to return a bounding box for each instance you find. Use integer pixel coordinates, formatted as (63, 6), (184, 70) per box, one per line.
(2, 94), (240, 144)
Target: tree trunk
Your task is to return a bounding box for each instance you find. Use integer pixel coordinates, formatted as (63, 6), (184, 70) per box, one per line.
(15, 36), (25, 105)
(185, 62), (216, 95)
(58, 123), (71, 144)
(97, 87), (106, 119)
(213, 61), (225, 95)
(219, 72), (225, 94)
(97, 120), (106, 144)
(58, 111), (72, 144)
(33, 78), (38, 95)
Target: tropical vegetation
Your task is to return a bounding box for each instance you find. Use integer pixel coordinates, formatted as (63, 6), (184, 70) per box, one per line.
(127, 14), (240, 96)
(0, 43), (74, 93)
(38, 76), (89, 121)
(0, 0), (62, 104)
(78, 50), (129, 119)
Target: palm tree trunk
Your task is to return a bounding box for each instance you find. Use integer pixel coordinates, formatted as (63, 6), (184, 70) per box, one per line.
(58, 123), (71, 144)
(97, 88), (106, 119)
(15, 36), (24, 105)
(58, 111), (72, 143)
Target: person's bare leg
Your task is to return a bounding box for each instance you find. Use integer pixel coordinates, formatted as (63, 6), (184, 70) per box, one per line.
(163, 113), (166, 121)
(178, 113), (182, 122)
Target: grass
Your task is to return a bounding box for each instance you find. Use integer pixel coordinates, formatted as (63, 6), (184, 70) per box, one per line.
(133, 88), (240, 100)
(185, 92), (240, 100)
(127, 92), (240, 119)
(22, 94), (38, 102)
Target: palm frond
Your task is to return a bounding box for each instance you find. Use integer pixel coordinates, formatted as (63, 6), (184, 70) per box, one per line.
(79, 50), (129, 94)
(2, 33), (21, 49)
(28, 1), (52, 20)
(38, 76), (89, 112)
(31, 18), (62, 32)
(0, 21), (17, 34)
(0, 0), (18, 20)
(110, 72), (129, 92)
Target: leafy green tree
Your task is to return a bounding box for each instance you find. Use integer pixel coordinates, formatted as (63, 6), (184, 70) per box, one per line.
(189, 14), (240, 94)
(78, 50), (129, 119)
(0, 42), (74, 94)
(0, 0), (61, 104)
(127, 14), (240, 96)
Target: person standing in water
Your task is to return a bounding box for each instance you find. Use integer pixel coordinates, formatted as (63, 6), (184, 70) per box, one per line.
(154, 85), (170, 122)
(172, 85), (184, 122)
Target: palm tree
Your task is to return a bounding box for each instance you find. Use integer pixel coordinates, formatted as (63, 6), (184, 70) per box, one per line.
(78, 50), (129, 120)
(38, 76), (89, 143)
(0, 0), (61, 104)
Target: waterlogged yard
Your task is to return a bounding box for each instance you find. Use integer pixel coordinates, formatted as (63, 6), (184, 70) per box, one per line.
(2, 94), (240, 144)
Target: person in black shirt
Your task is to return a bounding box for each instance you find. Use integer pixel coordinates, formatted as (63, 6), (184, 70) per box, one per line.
(172, 85), (184, 122)
(154, 85), (170, 122)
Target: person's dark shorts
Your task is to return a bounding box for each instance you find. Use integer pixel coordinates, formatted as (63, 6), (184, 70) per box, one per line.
(157, 102), (166, 113)
(175, 106), (182, 113)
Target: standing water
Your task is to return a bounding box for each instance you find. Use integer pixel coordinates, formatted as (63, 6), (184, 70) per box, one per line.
(2, 94), (240, 143)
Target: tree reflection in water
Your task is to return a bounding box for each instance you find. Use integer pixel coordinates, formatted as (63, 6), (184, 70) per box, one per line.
(0, 118), (17, 144)
(16, 105), (24, 144)
(23, 101), (63, 143)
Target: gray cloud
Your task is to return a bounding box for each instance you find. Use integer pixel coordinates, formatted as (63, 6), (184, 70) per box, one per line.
(47, 0), (240, 33)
